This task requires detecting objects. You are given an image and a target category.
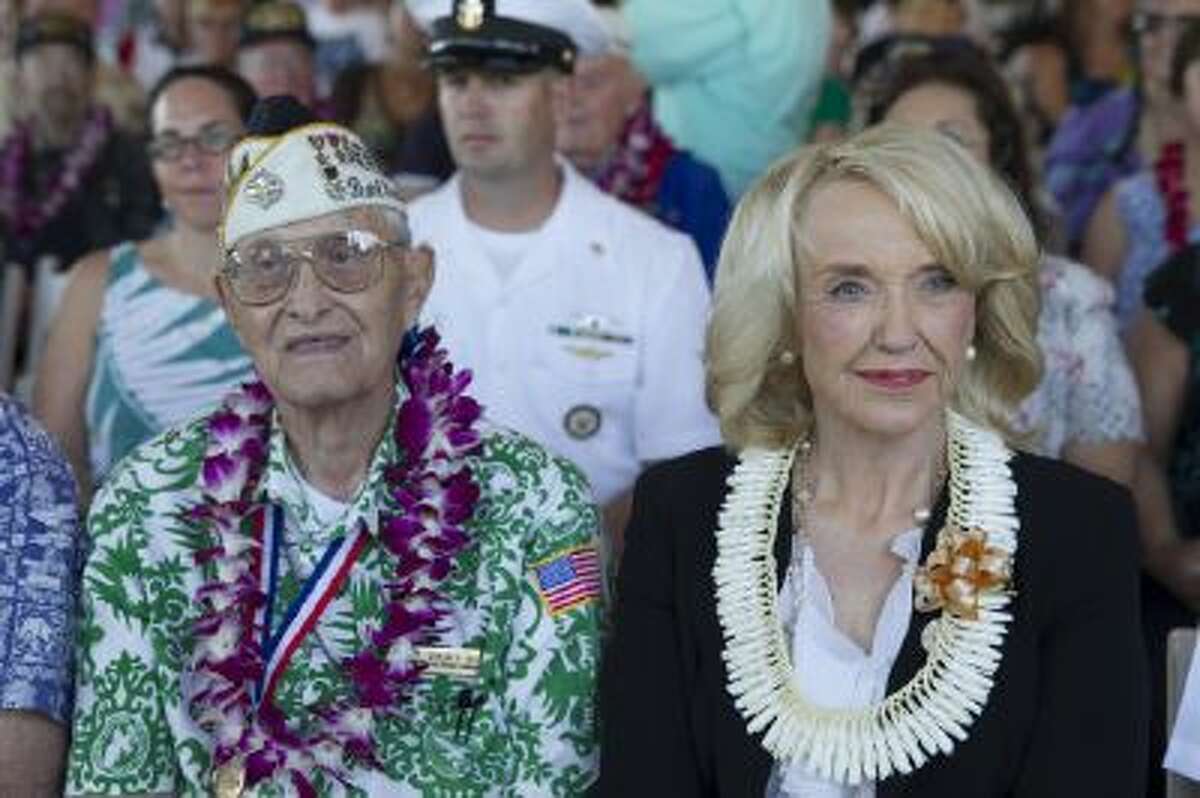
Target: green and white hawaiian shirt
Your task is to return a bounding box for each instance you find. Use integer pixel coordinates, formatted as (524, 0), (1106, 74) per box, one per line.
(66, 396), (602, 797)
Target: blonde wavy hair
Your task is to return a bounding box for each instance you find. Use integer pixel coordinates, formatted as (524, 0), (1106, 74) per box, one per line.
(706, 124), (1042, 451)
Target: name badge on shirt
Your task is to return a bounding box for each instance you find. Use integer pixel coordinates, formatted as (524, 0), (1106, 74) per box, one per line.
(414, 645), (482, 681)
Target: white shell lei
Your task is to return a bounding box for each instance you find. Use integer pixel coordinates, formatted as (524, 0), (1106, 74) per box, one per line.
(712, 410), (1018, 785)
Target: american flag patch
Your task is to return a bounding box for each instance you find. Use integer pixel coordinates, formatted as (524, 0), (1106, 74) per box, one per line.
(533, 545), (601, 616)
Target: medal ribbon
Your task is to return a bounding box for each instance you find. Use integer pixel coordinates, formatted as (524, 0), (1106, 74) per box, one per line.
(256, 505), (371, 705)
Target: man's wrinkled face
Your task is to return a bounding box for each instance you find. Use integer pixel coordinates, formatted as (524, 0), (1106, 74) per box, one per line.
(188, 1), (241, 66)
(238, 40), (316, 107)
(218, 207), (433, 414)
(554, 54), (641, 173)
(18, 43), (92, 141)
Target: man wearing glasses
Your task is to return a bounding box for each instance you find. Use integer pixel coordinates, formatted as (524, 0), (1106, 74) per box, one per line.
(65, 96), (602, 796)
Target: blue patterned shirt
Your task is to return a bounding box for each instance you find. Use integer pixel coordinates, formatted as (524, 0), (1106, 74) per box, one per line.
(0, 394), (80, 723)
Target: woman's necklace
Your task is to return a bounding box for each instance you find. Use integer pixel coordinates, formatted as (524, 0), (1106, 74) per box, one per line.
(790, 438), (946, 535)
(713, 410), (1017, 785)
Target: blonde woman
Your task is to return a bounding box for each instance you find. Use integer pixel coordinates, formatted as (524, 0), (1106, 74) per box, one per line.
(598, 125), (1147, 796)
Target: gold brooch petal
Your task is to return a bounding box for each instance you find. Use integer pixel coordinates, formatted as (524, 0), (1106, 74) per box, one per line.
(914, 524), (1012, 620)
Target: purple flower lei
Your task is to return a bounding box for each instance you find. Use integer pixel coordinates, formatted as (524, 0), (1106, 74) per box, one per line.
(186, 329), (483, 795)
(0, 106), (113, 239)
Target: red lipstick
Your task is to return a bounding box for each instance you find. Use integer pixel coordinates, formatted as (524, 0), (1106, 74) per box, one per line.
(855, 369), (932, 390)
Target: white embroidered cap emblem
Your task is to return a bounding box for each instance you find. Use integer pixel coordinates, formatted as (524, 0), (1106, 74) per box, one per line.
(243, 168), (284, 210)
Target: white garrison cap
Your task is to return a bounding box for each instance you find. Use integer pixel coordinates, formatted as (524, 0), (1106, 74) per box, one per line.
(220, 98), (405, 251)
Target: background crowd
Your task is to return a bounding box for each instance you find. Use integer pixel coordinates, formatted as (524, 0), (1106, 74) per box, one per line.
(0, 0), (1198, 794)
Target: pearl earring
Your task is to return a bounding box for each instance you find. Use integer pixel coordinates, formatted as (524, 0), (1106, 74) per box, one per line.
(966, 344), (977, 362)
(779, 350), (796, 366)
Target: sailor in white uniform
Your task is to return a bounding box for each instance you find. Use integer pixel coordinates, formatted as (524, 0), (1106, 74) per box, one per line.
(407, 0), (720, 542)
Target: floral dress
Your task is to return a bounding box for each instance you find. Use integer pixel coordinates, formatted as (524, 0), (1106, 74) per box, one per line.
(1112, 171), (1200, 329)
(1013, 255), (1143, 456)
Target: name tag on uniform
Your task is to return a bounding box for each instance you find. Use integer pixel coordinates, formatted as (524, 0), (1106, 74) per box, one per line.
(414, 645), (482, 681)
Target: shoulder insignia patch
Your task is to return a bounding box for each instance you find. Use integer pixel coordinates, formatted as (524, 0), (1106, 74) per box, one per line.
(531, 544), (601, 616)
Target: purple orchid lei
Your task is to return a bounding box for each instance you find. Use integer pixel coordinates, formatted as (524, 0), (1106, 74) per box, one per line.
(186, 329), (483, 796)
(0, 106), (112, 239)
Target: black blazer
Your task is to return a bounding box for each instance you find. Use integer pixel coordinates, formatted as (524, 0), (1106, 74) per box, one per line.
(598, 447), (1148, 797)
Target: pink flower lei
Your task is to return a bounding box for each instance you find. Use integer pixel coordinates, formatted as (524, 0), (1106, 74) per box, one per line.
(186, 329), (483, 796)
(0, 106), (113, 239)
(1155, 139), (1189, 255)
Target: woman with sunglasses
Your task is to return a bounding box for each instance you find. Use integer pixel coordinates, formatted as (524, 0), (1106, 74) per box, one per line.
(33, 65), (257, 506)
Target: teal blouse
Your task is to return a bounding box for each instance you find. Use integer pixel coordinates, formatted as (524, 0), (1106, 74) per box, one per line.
(624, 0), (831, 197)
(85, 241), (251, 483)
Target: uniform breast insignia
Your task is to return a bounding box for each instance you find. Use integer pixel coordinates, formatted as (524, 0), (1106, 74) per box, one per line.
(547, 315), (634, 346)
(456, 0), (485, 30)
(564, 344), (612, 361)
(564, 404), (601, 440)
(532, 545), (601, 616)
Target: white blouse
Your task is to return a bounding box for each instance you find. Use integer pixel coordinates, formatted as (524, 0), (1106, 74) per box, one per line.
(766, 526), (924, 797)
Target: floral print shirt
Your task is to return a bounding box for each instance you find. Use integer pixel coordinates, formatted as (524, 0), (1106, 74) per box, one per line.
(65, 396), (602, 797)
(0, 394), (80, 723)
(1014, 255), (1143, 457)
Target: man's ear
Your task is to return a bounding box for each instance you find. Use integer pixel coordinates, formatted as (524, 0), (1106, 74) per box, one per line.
(214, 273), (232, 314)
(403, 244), (435, 319)
(213, 274), (244, 338)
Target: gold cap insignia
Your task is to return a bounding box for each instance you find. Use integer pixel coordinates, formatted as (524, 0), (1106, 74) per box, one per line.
(245, 2), (306, 34)
(456, 0), (485, 31)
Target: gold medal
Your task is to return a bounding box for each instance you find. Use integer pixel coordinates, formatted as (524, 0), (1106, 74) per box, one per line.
(213, 758), (245, 798)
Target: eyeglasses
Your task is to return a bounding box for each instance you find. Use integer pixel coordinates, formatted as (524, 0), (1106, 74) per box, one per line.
(933, 121), (985, 155)
(148, 124), (241, 162)
(222, 229), (403, 306)
(1131, 11), (1200, 35)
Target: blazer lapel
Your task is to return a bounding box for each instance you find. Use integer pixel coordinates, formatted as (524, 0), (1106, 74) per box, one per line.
(877, 486), (951, 798)
(775, 482), (794, 589)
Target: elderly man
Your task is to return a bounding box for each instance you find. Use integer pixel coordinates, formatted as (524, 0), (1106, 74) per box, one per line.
(187, 0), (243, 68)
(1, 11), (159, 271)
(553, 14), (729, 277)
(408, 0), (720, 552)
(64, 96), (601, 796)
(0, 394), (80, 797)
(237, 2), (319, 110)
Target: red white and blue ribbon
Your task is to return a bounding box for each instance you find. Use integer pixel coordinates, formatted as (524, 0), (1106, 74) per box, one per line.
(256, 505), (370, 705)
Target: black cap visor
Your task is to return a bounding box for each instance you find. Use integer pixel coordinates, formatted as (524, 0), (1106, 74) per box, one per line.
(428, 16), (576, 74)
